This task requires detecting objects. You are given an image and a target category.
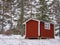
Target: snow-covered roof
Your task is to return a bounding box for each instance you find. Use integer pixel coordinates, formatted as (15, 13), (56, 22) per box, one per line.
(23, 18), (40, 24)
(23, 18), (54, 24)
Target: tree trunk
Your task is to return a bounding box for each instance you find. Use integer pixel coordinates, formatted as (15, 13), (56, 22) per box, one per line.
(17, 0), (24, 36)
(1, 0), (4, 33)
(20, 0), (24, 36)
(30, 1), (32, 18)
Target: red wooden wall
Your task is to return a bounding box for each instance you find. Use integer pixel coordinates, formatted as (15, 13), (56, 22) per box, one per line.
(26, 20), (38, 38)
(40, 21), (54, 38)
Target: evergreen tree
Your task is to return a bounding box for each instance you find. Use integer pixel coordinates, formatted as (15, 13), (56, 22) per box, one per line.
(37, 0), (50, 22)
(49, 0), (60, 37)
(54, 0), (60, 37)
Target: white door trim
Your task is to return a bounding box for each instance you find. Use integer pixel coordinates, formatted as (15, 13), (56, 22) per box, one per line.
(38, 21), (40, 36)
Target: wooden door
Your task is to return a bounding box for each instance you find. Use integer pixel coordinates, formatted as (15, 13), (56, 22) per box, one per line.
(26, 20), (38, 38)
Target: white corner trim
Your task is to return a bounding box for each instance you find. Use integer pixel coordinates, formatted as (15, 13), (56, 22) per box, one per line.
(25, 24), (26, 36)
(54, 24), (55, 38)
(39, 21), (40, 36)
(38, 21), (40, 36)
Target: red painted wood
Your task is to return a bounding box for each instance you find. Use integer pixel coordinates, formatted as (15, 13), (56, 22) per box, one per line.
(26, 20), (38, 38)
(40, 21), (54, 38)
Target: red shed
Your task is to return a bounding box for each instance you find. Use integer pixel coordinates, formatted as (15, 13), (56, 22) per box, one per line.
(23, 18), (55, 39)
(40, 21), (54, 38)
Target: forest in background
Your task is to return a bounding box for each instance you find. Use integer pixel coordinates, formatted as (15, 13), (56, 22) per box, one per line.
(0, 0), (60, 37)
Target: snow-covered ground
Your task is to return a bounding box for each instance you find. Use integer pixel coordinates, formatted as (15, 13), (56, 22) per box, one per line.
(0, 34), (60, 45)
